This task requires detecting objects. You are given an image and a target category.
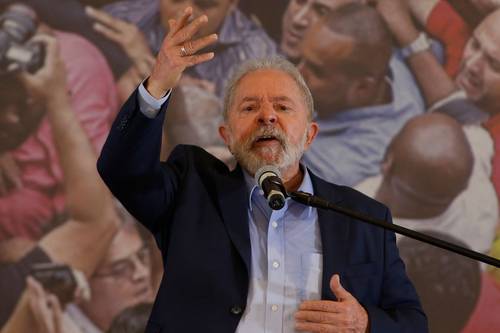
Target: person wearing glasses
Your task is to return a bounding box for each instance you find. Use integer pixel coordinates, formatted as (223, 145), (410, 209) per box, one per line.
(66, 220), (155, 333)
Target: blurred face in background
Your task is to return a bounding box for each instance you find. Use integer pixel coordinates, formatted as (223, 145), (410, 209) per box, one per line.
(281, 0), (362, 62)
(456, 10), (500, 114)
(0, 80), (45, 153)
(469, 0), (500, 14)
(81, 224), (154, 331)
(160, 0), (236, 38)
(298, 23), (357, 117)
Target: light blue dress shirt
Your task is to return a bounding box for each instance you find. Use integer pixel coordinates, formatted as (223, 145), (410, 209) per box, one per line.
(237, 170), (321, 333)
(137, 84), (323, 332)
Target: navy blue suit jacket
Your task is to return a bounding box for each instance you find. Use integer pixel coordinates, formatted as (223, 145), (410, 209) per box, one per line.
(97, 89), (427, 333)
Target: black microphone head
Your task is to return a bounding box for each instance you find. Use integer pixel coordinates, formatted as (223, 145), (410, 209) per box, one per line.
(255, 165), (286, 210)
(268, 193), (286, 210)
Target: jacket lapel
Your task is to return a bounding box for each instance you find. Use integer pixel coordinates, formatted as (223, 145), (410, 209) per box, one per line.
(214, 165), (252, 277)
(309, 171), (351, 301)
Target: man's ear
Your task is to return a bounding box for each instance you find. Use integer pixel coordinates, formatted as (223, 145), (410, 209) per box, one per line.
(381, 152), (394, 177)
(304, 122), (319, 149)
(219, 124), (230, 146)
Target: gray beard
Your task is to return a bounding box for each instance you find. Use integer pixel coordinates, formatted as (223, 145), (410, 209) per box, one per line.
(228, 126), (308, 176)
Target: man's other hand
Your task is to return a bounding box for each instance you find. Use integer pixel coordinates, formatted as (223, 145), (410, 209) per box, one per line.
(295, 274), (369, 333)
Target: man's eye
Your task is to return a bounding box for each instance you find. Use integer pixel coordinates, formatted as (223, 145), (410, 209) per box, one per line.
(278, 104), (289, 111)
(243, 106), (254, 112)
(110, 263), (129, 275)
(314, 4), (331, 17)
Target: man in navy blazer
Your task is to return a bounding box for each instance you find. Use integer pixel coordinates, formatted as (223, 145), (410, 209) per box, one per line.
(97, 6), (427, 333)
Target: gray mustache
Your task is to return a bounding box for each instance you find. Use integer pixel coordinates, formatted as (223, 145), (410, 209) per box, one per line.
(248, 126), (287, 148)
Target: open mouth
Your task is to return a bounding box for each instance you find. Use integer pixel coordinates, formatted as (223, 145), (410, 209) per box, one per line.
(253, 135), (282, 147)
(283, 29), (302, 44)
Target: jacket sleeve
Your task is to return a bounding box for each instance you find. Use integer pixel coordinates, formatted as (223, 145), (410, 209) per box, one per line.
(97, 88), (186, 249)
(363, 208), (429, 333)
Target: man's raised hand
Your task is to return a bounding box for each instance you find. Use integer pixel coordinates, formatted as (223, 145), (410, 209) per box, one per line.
(146, 7), (218, 99)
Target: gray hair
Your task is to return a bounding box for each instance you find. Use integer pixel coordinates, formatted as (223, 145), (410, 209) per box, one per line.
(222, 57), (314, 121)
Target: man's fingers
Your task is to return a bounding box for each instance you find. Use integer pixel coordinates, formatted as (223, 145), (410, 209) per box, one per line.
(299, 300), (343, 313)
(170, 14), (208, 46)
(181, 33), (218, 56)
(295, 310), (338, 324)
(93, 22), (123, 43)
(19, 34), (59, 76)
(169, 6), (193, 37)
(48, 294), (63, 332)
(329, 274), (352, 301)
(295, 321), (333, 333)
(85, 6), (128, 31)
(182, 52), (215, 67)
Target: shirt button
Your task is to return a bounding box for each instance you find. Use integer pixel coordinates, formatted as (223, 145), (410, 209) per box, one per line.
(272, 260), (280, 269)
(271, 221), (278, 228)
(271, 304), (279, 312)
(230, 305), (243, 315)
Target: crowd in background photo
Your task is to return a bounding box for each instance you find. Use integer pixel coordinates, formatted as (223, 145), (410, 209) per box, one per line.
(0, 0), (499, 332)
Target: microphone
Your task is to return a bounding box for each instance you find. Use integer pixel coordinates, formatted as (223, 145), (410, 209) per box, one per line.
(255, 165), (287, 210)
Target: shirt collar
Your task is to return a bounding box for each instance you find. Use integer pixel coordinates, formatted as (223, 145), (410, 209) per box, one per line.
(243, 164), (315, 212)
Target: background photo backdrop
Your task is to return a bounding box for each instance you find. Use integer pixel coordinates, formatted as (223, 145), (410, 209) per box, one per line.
(0, 0), (499, 332)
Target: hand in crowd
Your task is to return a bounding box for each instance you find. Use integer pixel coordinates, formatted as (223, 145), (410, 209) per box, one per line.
(26, 277), (83, 333)
(19, 32), (68, 104)
(85, 6), (155, 78)
(146, 6), (218, 98)
(295, 274), (369, 333)
(376, 0), (420, 47)
(0, 153), (22, 196)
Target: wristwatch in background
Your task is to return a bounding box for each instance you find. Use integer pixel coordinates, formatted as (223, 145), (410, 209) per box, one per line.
(400, 32), (431, 59)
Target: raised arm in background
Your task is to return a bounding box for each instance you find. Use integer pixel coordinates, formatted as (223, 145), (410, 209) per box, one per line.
(1, 32), (119, 333)
(377, 0), (458, 107)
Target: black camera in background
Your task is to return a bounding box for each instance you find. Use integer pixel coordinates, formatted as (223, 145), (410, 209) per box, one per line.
(0, 0), (131, 78)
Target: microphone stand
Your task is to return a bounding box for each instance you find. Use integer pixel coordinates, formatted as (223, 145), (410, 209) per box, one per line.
(289, 191), (500, 268)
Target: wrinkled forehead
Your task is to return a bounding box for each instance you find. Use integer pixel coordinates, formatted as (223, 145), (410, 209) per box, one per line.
(102, 225), (144, 264)
(475, 10), (500, 59)
(232, 70), (306, 107)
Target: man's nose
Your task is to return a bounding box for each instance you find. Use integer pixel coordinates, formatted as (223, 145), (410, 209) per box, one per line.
(292, 3), (312, 27)
(257, 104), (277, 125)
(465, 51), (484, 74)
(131, 255), (150, 281)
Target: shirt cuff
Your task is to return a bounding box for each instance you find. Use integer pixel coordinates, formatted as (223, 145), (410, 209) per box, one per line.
(138, 81), (172, 119)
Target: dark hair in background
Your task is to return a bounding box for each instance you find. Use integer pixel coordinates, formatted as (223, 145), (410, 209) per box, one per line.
(398, 231), (481, 333)
(107, 302), (153, 333)
(322, 2), (393, 79)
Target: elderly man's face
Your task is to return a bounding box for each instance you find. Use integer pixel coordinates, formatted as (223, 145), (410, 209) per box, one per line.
(280, 0), (360, 62)
(160, 0), (235, 38)
(456, 10), (500, 113)
(80, 225), (154, 331)
(219, 69), (318, 176)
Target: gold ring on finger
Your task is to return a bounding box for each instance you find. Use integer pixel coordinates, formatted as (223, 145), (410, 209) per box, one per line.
(180, 45), (188, 57)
